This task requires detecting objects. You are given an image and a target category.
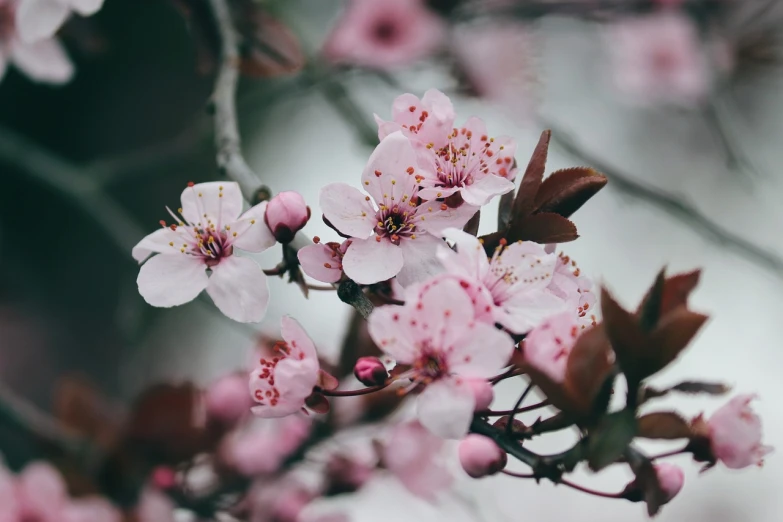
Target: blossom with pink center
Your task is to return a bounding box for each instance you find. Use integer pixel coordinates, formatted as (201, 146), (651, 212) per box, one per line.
(707, 394), (773, 469)
(249, 316), (320, 418)
(608, 12), (711, 106)
(297, 238), (350, 284)
(132, 182), (276, 323)
(319, 132), (474, 286)
(521, 311), (581, 384)
(458, 434), (507, 478)
(368, 276), (514, 438)
(654, 463), (684, 504)
(0, 460), (68, 521)
(438, 228), (566, 334)
(383, 420), (453, 501)
(322, 0), (444, 70)
(15, 0), (103, 43)
(375, 89), (517, 207)
(0, 0), (73, 84)
(546, 251), (597, 328)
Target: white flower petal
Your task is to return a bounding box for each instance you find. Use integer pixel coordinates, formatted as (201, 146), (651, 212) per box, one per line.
(417, 379), (474, 439)
(132, 227), (184, 262)
(281, 316), (318, 360)
(360, 131), (419, 205)
(15, 0), (70, 43)
(137, 254), (207, 308)
(231, 201), (276, 252)
(66, 0), (104, 16)
(180, 182), (243, 229)
(319, 183), (375, 238)
(368, 304), (417, 364)
(342, 237), (404, 285)
(448, 322), (514, 378)
(10, 38), (73, 84)
(439, 228), (488, 280)
(206, 255), (269, 323)
(396, 234), (443, 287)
(461, 174), (515, 207)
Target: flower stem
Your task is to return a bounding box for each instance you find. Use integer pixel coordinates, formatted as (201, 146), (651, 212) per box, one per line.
(559, 478), (623, 499)
(501, 469), (535, 478)
(320, 383), (389, 397)
(480, 400), (550, 416)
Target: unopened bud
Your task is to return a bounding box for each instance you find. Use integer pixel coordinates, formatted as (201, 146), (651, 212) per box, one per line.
(205, 373), (253, 424)
(458, 434), (507, 478)
(150, 466), (177, 490)
(354, 357), (388, 387)
(265, 191), (310, 243)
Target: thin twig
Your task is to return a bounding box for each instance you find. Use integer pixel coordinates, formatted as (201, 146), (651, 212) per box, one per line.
(501, 469), (535, 478)
(481, 400), (549, 416)
(559, 478), (624, 499)
(506, 382), (534, 436)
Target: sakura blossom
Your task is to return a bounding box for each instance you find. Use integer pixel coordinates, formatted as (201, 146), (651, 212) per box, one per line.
(375, 89), (517, 207)
(0, 0), (73, 84)
(438, 228), (567, 333)
(132, 181), (276, 323)
(547, 251), (598, 327)
(353, 356), (389, 386)
(63, 497), (122, 522)
(654, 464), (684, 504)
(322, 0), (444, 70)
(220, 416), (312, 476)
(383, 420), (453, 501)
(249, 316), (320, 418)
(368, 276), (515, 438)
(265, 191), (310, 244)
(15, 0), (103, 44)
(297, 238), (350, 284)
(458, 434), (507, 478)
(319, 131), (474, 286)
(607, 11), (711, 106)
(521, 311), (582, 384)
(205, 372), (255, 424)
(0, 460), (70, 522)
(707, 394), (773, 469)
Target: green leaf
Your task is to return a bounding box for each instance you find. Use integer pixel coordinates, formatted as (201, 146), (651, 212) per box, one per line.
(587, 409), (638, 471)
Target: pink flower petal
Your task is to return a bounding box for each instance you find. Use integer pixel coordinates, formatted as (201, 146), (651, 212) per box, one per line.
(17, 462), (67, 522)
(132, 227), (185, 263)
(230, 201), (277, 253)
(384, 421), (453, 501)
(416, 378), (475, 439)
(396, 234), (443, 287)
(64, 497), (121, 522)
(281, 316), (318, 361)
(319, 183), (376, 239)
(137, 254), (208, 308)
(360, 131), (419, 206)
(10, 38), (73, 84)
(439, 228), (490, 280)
(447, 321), (514, 378)
(342, 236), (404, 285)
(206, 255), (268, 323)
(180, 182), (243, 230)
(414, 200), (477, 236)
(367, 304), (417, 364)
(15, 0), (70, 43)
(298, 243), (343, 283)
(136, 488), (175, 522)
(461, 173), (515, 206)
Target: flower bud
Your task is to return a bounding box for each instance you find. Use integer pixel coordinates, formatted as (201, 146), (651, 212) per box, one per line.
(706, 394), (773, 469)
(150, 466), (177, 490)
(205, 373), (253, 424)
(265, 191), (310, 243)
(458, 434), (507, 478)
(465, 378), (494, 411)
(655, 463), (684, 503)
(353, 357), (388, 387)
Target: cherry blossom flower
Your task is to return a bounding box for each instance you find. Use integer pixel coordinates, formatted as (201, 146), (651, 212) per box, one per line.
(249, 479), (315, 522)
(546, 251), (597, 328)
(132, 182), (276, 323)
(368, 276), (515, 438)
(135, 487), (176, 522)
(0, 460), (68, 521)
(63, 497), (122, 522)
(220, 416), (312, 476)
(458, 434), (507, 478)
(249, 316), (320, 418)
(297, 239), (350, 284)
(654, 463), (684, 504)
(375, 89), (516, 206)
(320, 132), (474, 286)
(521, 311), (581, 384)
(383, 420), (453, 501)
(15, 0), (103, 43)
(607, 12), (711, 106)
(205, 372), (254, 424)
(707, 394), (773, 469)
(0, 0), (73, 84)
(322, 0), (444, 70)
(265, 191), (310, 244)
(438, 228), (566, 334)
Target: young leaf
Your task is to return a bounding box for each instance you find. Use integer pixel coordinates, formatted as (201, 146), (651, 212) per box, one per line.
(508, 212), (578, 243)
(534, 167), (608, 217)
(587, 409), (637, 471)
(637, 412), (693, 439)
(563, 324), (614, 414)
(638, 269), (666, 332)
(511, 130), (551, 222)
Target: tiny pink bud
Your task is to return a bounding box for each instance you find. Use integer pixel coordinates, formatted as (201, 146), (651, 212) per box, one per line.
(205, 373), (253, 424)
(458, 434), (507, 478)
(151, 466), (177, 490)
(265, 191), (310, 243)
(466, 378), (494, 411)
(707, 394), (773, 469)
(353, 357), (388, 387)
(654, 463), (684, 504)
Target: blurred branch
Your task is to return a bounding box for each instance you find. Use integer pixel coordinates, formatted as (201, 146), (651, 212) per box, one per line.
(541, 119), (783, 279)
(0, 126), (145, 254)
(208, 0), (269, 203)
(702, 100), (756, 176)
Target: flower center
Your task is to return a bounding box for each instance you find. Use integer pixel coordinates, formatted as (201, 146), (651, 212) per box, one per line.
(431, 129), (504, 189)
(372, 18), (400, 45)
(193, 228), (232, 267)
(375, 205), (416, 245)
(413, 349), (448, 381)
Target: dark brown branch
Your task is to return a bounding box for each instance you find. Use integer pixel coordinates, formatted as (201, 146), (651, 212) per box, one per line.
(337, 280), (375, 319)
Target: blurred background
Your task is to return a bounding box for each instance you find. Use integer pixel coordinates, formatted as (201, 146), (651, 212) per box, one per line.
(1, 0), (781, 520)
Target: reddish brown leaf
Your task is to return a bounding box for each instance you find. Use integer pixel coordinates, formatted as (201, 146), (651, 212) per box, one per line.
(511, 130), (551, 221)
(638, 412), (693, 439)
(305, 392), (331, 414)
(641, 308), (709, 378)
(534, 167), (608, 217)
(54, 376), (123, 452)
(317, 369), (340, 391)
(600, 287), (646, 379)
(463, 209), (481, 236)
(478, 230), (505, 256)
(638, 268), (667, 332)
(509, 212), (578, 243)
(660, 270), (701, 317)
(564, 324), (614, 414)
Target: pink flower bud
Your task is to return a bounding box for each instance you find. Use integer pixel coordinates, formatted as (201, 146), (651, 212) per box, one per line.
(466, 378), (494, 411)
(205, 373), (253, 424)
(654, 463), (684, 504)
(265, 191), (310, 243)
(458, 434), (507, 478)
(707, 394), (773, 469)
(353, 356), (388, 387)
(150, 466), (177, 490)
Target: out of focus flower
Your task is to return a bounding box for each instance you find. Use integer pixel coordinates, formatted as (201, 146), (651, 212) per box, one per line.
(707, 394), (773, 469)
(63, 497), (122, 522)
(368, 276), (514, 438)
(15, 0), (103, 43)
(320, 132), (473, 286)
(438, 228), (566, 334)
(135, 487), (176, 522)
(205, 372), (254, 424)
(249, 480), (315, 522)
(353, 356), (389, 386)
(265, 191), (310, 244)
(132, 182), (276, 323)
(220, 416), (312, 476)
(521, 311), (581, 384)
(0, 0), (73, 83)
(458, 434), (507, 478)
(322, 0), (444, 70)
(654, 463), (684, 504)
(298, 239), (349, 284)
(250, 316), (320, 418)
(383, 420), (453, 500)
(546, 251), (597, 328)
(375, 89), (516, 207)
(324, 454), (374, 495)
(608, 12), (711, 106)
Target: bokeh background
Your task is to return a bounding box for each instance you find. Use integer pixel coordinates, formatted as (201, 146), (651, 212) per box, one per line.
(1, 0), (781, 520)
